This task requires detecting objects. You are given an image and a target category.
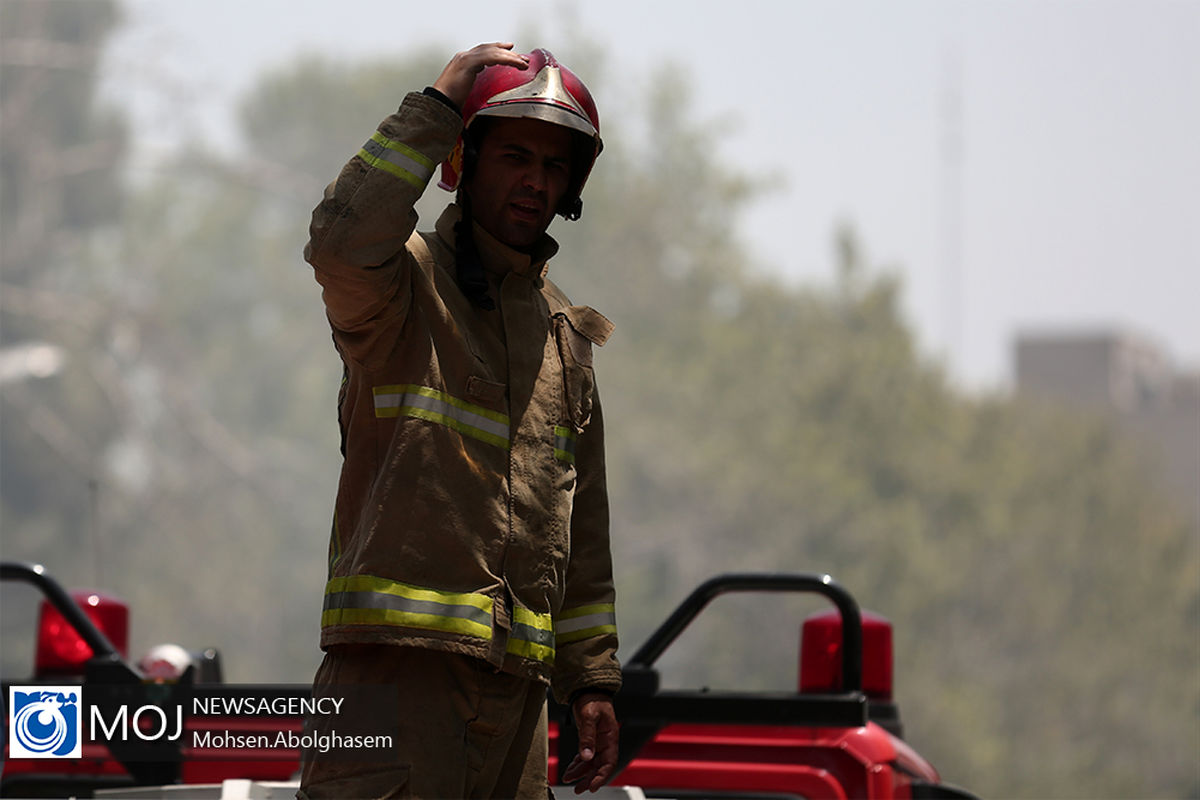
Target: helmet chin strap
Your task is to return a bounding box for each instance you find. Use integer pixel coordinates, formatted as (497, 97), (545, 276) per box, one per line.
(451, 130), (496, 311)
(453, 194), (496, 311)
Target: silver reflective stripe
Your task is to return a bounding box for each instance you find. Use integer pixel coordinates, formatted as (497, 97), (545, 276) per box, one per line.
(358, 133), (436, 188)
(511, 620), (556, 649)
(322, 575), (494, 639)
(374, 385), (510, 449)
(556, 611), (615, 636)
(556, 603), (617, 645)
(507, 607), (556, 664)
(324, 590), (492, 630)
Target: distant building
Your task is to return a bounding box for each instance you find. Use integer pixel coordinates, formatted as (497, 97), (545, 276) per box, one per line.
(1014, 329), (1199, 523)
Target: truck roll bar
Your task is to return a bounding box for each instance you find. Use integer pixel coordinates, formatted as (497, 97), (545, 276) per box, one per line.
(626, 571), (864, 693)
(1, 560), (123, 663)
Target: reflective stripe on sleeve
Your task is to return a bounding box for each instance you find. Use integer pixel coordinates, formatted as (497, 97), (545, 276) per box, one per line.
(555, 603), (617, 645)
(374, 385), (510, 449)
(506, 606), (556, 665)
(553, 426), (577, 464)
(358, 132), (436, 189)
(322, 575), (493, 640)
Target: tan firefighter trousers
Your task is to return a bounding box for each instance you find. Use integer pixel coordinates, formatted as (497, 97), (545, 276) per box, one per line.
(297, 644), (549, 800)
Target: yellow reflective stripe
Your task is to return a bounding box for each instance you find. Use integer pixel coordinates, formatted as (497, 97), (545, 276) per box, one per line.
(559, 603), (616, 621)
(328, 575), (493, 613)
(507, 606), (556, 664)
(513, 605), (555, 633)
(374, 385), (510, 449)
(554, 425), (577, 464)
(358, 132), (436, 189)
(556, 603), (617, 644)
(506, 637), (555, 663)
(322, 606), (491, 638)
(323, 575), (493, 640)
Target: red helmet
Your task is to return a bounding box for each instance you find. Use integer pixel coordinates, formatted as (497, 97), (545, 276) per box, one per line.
(439, 49), (602, 219)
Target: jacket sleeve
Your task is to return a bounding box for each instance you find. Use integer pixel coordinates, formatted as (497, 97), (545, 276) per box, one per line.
(304, 91), (461, 353)
(552, 390), (623, 703)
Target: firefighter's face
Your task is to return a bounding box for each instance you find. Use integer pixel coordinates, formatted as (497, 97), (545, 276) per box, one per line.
(464, 117), (573, 250)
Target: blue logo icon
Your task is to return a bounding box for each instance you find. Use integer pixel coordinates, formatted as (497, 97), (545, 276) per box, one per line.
(8, 686), (81, 758)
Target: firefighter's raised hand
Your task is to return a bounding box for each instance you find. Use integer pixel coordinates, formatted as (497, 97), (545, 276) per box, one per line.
(433, 43), (529, 109)
(562, 692), (619, 793)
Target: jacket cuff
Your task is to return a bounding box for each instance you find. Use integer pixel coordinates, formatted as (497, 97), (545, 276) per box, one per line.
(422, 86), (460, 115)
(552, 665), (623, 705)
(568, 687), (615, 707)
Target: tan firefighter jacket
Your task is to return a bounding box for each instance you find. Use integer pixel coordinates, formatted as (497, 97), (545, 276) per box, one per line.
(304, 91), (621, 702)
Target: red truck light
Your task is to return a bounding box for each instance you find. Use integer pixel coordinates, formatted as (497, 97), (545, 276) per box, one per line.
(800, 608), (893, 700)
(35, 590), (129, 676)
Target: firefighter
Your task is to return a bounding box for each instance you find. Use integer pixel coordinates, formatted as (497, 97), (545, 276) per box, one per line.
(298, 43), (620, 798)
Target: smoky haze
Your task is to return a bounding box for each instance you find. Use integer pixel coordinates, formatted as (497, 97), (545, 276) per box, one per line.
(1, 2), (1197, 798)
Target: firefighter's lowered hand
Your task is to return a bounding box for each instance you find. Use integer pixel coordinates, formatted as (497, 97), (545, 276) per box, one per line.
(562, 692), (619, 793)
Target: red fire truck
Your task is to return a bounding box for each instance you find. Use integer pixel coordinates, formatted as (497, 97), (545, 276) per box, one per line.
(2, 562), (975, 798)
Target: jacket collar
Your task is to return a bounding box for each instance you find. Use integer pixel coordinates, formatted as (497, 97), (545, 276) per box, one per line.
(435, 204), (558, 280)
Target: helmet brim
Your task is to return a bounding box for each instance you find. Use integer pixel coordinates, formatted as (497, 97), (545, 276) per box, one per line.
(472, 102), (601, 149)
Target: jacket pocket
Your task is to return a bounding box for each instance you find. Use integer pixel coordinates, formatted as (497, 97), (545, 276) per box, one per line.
(552, 305), (613, 431)
(466, 375), (506, 407)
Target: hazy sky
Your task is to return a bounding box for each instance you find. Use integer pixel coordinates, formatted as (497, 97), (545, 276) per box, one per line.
(103, 0), (1199, 388)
